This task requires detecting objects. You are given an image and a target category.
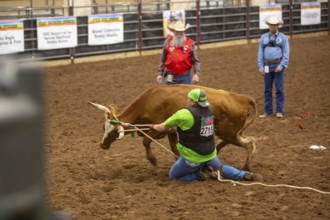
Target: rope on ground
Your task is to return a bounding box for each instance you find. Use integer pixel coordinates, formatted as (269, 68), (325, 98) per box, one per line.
(217, 171), (330, 195)
(112, 119), (330, 195)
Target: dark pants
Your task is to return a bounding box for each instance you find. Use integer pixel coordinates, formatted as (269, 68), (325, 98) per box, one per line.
(263, 64), (285, 114)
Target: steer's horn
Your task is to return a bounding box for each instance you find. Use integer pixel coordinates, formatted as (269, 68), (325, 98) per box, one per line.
(116, 124), (125, 140)
(88, 101), (111, 113)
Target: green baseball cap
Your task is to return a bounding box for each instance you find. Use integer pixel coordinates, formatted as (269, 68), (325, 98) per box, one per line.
(187, 89), (209, 107)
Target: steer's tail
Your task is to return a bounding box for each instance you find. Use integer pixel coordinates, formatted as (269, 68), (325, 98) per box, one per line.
(237, 95), (258, 171)
(240, 95), (258, 135)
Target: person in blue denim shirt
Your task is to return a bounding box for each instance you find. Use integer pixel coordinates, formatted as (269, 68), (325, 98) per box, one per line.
(150, 89), (263, 182)
(258, 16), (290, 119)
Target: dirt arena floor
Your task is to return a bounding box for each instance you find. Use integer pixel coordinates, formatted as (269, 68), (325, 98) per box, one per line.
(44, 35), (330, 220)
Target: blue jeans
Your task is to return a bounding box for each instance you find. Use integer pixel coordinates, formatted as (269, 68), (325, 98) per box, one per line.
(169, 156), (246, 181)
(164, 71), (192, 84)
(263, 64), (285, 114)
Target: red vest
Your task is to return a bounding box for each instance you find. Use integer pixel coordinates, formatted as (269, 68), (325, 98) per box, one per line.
(165, 37), (194, 75)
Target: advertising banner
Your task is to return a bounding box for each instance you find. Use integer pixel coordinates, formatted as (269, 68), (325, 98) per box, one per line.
(0, 20), (24, 54)
(37, 16), (77, 50)
(88, 14), (124, 45)
(301, 2), (321, 25)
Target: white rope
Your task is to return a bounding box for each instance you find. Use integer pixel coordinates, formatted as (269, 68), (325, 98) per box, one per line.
(118, 128), (150, 132)
(131, 125), (178, 158)
(216, 171), (330, 194)
(133, 124), (153, 127)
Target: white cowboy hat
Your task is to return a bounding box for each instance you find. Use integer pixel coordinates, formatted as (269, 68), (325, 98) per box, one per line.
(265, 15), (284, 27)
(167, 22), (175, 31)
(173, 20), (190, 31)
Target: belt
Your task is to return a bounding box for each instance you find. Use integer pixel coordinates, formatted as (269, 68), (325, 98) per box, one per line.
(264, 59), (281, 65)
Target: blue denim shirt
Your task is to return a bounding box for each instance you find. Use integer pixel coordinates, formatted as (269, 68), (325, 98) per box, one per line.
(258, 31), (290, 71)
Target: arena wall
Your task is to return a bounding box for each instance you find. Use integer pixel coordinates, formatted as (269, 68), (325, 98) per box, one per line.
(0, 1), (329, 62)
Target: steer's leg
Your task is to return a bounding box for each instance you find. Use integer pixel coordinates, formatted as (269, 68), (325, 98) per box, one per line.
(216, 136), (256, 171)
(142, 134), (157, 166)
(167, 132), (179, 160)
(236, 135), (256, 171)
(142, 130), (168, 166)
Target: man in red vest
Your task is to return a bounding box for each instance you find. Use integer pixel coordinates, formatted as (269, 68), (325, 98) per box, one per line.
(156, 21), (201, 84)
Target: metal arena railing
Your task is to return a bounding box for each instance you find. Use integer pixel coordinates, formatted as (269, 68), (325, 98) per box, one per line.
(0, 0), (329, 62)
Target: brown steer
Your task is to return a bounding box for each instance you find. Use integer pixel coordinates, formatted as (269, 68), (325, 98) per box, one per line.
(89, 84), (258, 171)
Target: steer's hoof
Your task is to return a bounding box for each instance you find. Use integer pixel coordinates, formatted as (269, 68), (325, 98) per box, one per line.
(148, 157), (157, 166)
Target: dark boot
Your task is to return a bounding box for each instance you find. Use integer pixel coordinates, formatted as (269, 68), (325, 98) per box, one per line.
(194, 169), (207, 181)
(204, 165), (218, 179)
(244, 172), (263, 182)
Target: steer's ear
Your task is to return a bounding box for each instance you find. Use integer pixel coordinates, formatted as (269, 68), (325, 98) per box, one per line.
(109, 104), (119, 115)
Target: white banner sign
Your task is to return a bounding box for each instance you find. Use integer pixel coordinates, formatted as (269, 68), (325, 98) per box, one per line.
(88, 14), (124, 45)
(0, 20), (24, 54)
(37, 16), (77, 50)
(163, 10), (185, 37)
(301, 2), (321, 25)
(259, 4), (282, 29)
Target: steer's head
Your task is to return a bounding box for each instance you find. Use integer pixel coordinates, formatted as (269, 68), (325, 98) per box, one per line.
(88, 102), (124, 149)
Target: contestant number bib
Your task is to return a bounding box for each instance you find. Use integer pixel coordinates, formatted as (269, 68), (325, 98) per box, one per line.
(200, 125), (213, 137)
(200, 115), (214, 137)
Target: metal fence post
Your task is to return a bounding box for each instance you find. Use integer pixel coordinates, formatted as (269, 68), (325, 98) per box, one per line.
(328, 0), (330, 35)
(196, 0), (201, 49)
(246, 0), (250, 43)
(51, 0), (55, 15)
(92, 0), (98, 14)
(68, 1), (75, 64)
(138, 0), (142, 55)
(289, 0), (293, 39)
(30, 0), (36, 59)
